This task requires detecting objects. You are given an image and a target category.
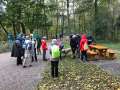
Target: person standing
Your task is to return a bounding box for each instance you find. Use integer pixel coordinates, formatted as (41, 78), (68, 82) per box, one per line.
(11, 40), (23, 65)
(80, 34), (88, 62)
(50, 39), (60, 78)
(87, 35), (95, 45)
(57, 38), (64, 60)
(22, 36), (33, 68)
(36, 35), (41, 55)
(31, 39), (38, 62)
(41, 36), (47, 61)
(70, 35), (77, 59)
(76, 34), (81, 58)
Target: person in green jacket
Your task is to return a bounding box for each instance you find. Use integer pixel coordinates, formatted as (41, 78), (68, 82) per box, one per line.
(50, 39), (60, 78)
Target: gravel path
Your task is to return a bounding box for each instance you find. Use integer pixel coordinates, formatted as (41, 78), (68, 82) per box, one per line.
(0, 52), (47, 90)
(90, 59), (120, 76)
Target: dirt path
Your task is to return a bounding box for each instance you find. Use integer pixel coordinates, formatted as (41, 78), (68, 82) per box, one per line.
(0, 52), (47, 90)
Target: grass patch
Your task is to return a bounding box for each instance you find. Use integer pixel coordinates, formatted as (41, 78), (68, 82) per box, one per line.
(101, 43), (120, 51)
(37, 57), (120, 90)
(97, 40), (119, 50)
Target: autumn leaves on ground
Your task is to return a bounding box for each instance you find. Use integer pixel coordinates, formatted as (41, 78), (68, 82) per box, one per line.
(37, 57), (120, 90)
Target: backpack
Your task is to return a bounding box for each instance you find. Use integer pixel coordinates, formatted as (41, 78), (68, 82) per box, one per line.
(51, 45), (60, 58)
(27, 42), (32, 50)
(83, 42), (88, 51)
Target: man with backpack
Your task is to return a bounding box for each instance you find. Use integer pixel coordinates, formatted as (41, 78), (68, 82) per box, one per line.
(50, 39), (60, 78)
(80, 34), (88, 62)
(70, 34), (78, 59)
(22, 36), (33, 68)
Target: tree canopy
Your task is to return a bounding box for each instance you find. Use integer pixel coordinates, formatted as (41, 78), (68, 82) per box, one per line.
(0, 0), (120, 41)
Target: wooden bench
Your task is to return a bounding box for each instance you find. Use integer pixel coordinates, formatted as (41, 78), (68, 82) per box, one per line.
(62, 48), (71, 57)
(107, 49), (116, 59)
(87, 50), (98, 60)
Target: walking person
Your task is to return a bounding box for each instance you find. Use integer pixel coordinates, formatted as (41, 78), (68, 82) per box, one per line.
(50, 39), (60, 78)
(41, 36), (48, 61)
(80, 34), (88, 62)
(70, 34), (77, 59)
(11, 40), (23, 65)
(36, 35), (41, 55)
(22, 36), (33, 68)
(31, 39), (38, 62)
(57, 38), (64, 60)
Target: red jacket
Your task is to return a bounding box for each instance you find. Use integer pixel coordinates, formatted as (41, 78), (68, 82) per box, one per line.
(80, 34), (88, 51)
(41, 39), (47, 50)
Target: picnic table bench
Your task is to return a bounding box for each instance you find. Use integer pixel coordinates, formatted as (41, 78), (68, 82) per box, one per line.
(87, 50), (98, 60)
(89, 44), (116, 60)
(106, 49), (116, 59)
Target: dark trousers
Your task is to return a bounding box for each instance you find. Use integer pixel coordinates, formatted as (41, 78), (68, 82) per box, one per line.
(77, 47), (80, 58)
(71, 47), (77, 58)
(60, 49), (62, 60)
(51, 61), (59, 77)
(81, 51), (87, 62)
(43, 49), (46, 60)
(34, 48), (37, 61)
(17, 56), (22, 65)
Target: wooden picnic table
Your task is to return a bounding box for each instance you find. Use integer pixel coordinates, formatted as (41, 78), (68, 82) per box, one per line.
(89, 44), (108, 59)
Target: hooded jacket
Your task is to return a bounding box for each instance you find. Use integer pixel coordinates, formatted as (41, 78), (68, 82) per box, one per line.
(80, 34), (88, 51)
(41, 39), (47, 50)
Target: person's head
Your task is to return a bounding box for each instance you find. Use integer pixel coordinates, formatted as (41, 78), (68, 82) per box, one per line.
(72, 35), (76, 38)
(42, 36), (47, 40)
(81, 34), (87, 39)
(25, 36), (30, 40)
(51, 39), (57, 45)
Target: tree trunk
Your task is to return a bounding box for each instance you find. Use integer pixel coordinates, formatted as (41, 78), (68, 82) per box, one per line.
(67, 0), (70, 33)
(94, 0), (98, 38)
(21, 22), (26, 34)
(12, 21), (16, 38)
(0, 21), (8, 35)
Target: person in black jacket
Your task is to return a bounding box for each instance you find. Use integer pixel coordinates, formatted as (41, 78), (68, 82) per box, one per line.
(11, 40), (24, 65)
(76, 34), (81, 58)
(87, 35), (95, 45)
(70, 34), (77, 59)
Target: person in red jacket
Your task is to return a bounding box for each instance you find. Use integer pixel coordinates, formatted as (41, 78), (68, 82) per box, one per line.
(41, 36), (47, 61)
(80, 34), (88, 62)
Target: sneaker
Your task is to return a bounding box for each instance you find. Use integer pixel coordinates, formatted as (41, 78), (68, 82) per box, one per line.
(23, 66), (27, 68)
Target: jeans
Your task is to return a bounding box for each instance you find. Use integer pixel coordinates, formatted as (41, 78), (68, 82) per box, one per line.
(51, 60), (59, 77)
(43, 49), (46, 60)
(34, 48), (37, 61)
(81, 51), (87, 62)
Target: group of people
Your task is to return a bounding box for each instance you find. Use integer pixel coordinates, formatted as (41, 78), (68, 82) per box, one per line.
(11, 34), (40, 67)
(70, 34), (94, 62)
(10, 32), (94, 78)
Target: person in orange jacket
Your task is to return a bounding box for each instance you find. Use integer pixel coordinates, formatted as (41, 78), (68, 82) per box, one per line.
(41, 36), (47, 61)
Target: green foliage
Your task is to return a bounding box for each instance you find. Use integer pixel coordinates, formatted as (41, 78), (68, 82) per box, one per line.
(0, 41), (9, 53)
(0, 0), (120, 41)
(37, 58), (120, 90)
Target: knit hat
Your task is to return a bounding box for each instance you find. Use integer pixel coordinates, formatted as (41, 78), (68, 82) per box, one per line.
(52, 39), (57, 45)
